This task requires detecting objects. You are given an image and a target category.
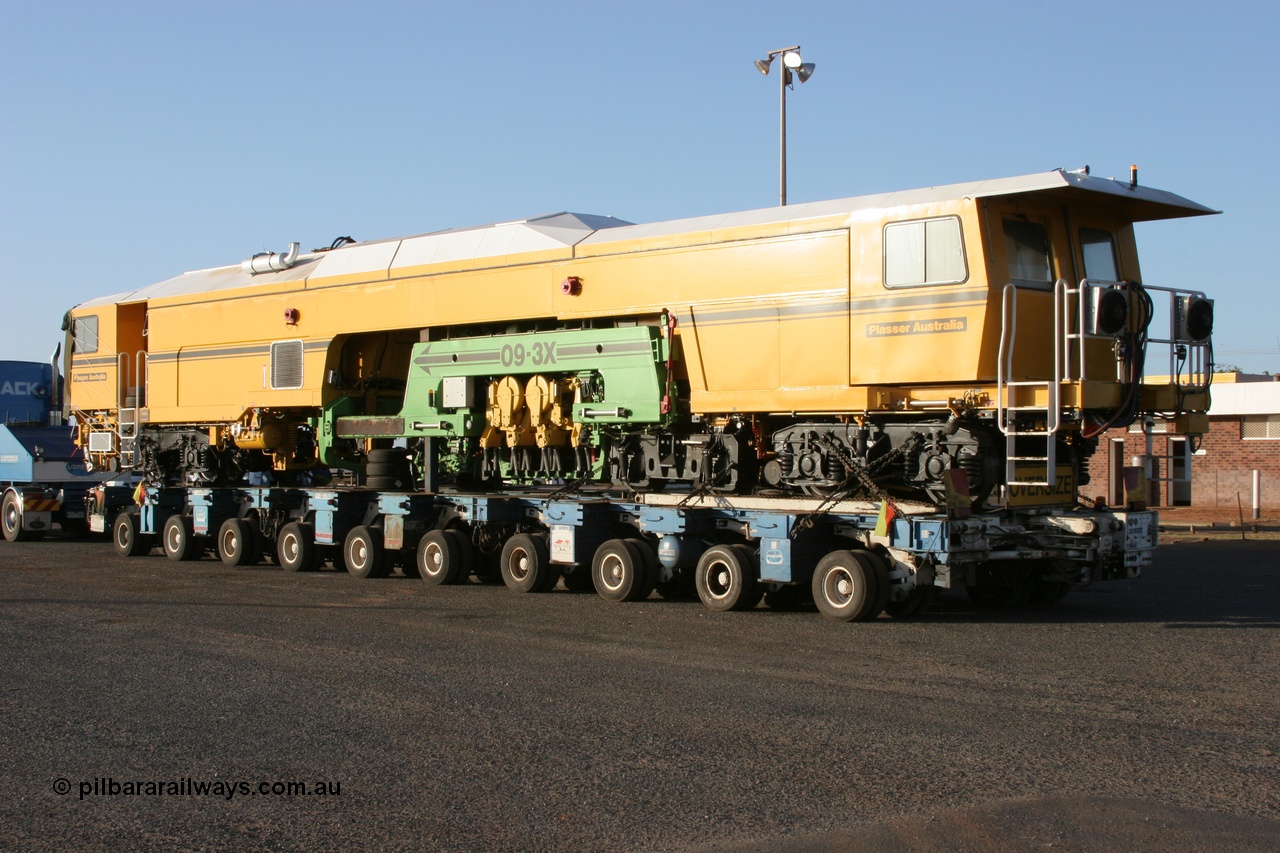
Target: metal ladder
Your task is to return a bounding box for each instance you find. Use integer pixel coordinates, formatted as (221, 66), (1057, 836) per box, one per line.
(997, 282), (1063, 487)
(116, 350), (146, 469)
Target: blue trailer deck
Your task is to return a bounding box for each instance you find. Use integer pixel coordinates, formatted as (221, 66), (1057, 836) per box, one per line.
(103, 482), (1158, 621)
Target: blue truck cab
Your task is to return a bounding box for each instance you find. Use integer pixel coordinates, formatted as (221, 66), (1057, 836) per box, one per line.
(1, 359), (111, 540)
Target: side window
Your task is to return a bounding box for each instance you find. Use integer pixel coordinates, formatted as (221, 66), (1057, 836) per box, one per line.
(1080, 228), (1120, 282)
(73, 315), (100, 354)
(884, 216), (966, 287)
(1003, 218), (1054, 287)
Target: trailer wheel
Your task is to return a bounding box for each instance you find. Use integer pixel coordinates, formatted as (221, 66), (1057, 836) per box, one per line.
(345, 525), (389, 579)
(217, 518), (258, 567)
(112, 511), (152, 557)
(884, 584), (937, 619)
(966, 560), (1034, 609)
(2, 491), (27, 542)
(245, 521), (265, 564)
(417, 529), (470, 585)
(162, 515), (201, 562)
(1028, 580), (1071, 607)
(811, 550), (880, 621)
(277, 522), (319, 572)
(500, 533), (556, 593)
(624, 538), (659, 600)
(850, 550), (890, 620)
(592, 539), (651, 602)
(695, 543), (761, 612)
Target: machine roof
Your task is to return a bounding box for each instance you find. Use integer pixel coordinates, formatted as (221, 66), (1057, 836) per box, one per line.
(74, 170), (1216, 310)
(74, 211), (634, 309)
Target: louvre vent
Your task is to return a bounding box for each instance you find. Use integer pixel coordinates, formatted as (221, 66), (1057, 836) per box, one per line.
(270, 340), (304, 390)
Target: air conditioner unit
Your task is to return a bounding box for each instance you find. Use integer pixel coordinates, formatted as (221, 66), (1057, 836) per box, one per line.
(1083, 284), (1129, 336)
(1174, 296), (1214, 342)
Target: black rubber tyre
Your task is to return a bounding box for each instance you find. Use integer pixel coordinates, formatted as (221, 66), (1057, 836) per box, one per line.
(366, 474), (412, 490)
(444, 529), (474, 578)
(162, 515), (200, 562)
(277, 522), (319, 572)
(972, 564), (1035, 607)
(811, 550), (879, 621)
(624, 537), (659, 601)
(1028, 579), (1071, 607)
(884, 584), (938, 619)
(367, 448), (409, 464)
(1, 491), (27, 542)
(112, 511), (152, 557)
(365, 449), (412, 490)
(592, 539), (649, 602)
(966, 560), (1036, 609)
(966, 583), (1022, 609)
(217, 518), (258, 567)
(500, 533), (556, 593)
(417, 529), (469, 585)
(694, 543), (760, 612)
(850, 550), (890, 620)
(345, 525), (389, 579)
(245, 521), (265, 564)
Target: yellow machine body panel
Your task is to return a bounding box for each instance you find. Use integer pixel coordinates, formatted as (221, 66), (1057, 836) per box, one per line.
(64, 169), (1217, 494)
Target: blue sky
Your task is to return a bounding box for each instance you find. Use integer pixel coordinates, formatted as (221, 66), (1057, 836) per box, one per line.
(2, 1), (1276, 371)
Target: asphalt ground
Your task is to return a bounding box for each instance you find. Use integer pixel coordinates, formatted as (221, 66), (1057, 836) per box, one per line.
(1, 534), (1278, 851)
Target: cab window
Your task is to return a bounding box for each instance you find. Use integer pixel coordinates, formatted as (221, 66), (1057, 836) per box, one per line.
(1080, 228), (1119, 282)
(73, 315), (99, 354)
(1003, 218), (1054, 287)
(884, 216), (966, 287)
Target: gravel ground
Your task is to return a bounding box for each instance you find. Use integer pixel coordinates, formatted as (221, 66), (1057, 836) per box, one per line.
(1, 535), (1277, 851)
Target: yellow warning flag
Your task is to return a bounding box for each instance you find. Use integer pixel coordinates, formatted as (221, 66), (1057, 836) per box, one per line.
(132, 482), (146, 506)
(873, 500), (894, 537)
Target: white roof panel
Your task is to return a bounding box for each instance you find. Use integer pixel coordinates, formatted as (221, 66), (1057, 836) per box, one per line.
(309, 240), (400, 281)
(72, 170), (1215, 311)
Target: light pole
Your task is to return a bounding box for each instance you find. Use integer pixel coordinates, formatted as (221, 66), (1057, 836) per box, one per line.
(755, 46), (815, 206)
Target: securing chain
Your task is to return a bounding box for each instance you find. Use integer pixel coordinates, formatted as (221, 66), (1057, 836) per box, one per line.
(790, 432), (920, 538)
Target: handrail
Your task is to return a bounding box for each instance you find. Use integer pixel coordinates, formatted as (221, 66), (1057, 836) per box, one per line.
(998, 281), (1063, 487)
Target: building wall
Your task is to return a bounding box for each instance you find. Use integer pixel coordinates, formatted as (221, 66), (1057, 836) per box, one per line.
(1085, 417), (1280, 508)
(1193, 417), (1280, 507)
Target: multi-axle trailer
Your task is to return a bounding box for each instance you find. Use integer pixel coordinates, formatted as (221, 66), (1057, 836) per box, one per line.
(92, 482), (1156, 620)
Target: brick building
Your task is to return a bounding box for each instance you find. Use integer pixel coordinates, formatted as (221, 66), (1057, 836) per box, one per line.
(1085, 373), (1280, 509)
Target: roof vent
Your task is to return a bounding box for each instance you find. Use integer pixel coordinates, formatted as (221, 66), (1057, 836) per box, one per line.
(243, 242), (301, 275)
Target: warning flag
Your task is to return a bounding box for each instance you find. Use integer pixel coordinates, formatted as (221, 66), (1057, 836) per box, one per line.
(874, 500), (895, 537)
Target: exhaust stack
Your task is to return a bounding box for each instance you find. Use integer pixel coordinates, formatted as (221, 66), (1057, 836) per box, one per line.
(242, 242), (301, 275)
